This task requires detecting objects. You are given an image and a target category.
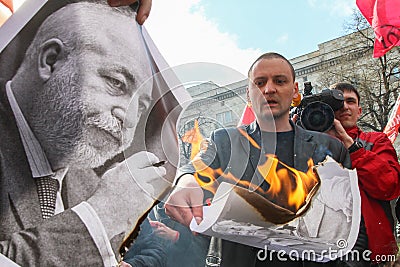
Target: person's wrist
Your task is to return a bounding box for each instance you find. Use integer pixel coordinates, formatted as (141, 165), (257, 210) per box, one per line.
(348, 140), (363, 153)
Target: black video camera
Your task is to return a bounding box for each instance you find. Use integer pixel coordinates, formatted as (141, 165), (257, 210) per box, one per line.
(293, 82), (344, 132)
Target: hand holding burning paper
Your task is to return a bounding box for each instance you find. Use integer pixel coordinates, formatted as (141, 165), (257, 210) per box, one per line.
(185, 122), (321, 224)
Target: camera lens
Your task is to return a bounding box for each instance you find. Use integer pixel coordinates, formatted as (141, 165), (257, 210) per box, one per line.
(300, 101), (334, 132)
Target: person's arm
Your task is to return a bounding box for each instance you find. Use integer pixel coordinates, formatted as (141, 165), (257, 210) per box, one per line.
(327, 119), (355, 149)
(0, 151), (166, 266)
(350, 133), (400, 200)
(337, 136), (352, 169)
(107, 0), (151, 25)
(328, 119), (400, 200)
(165, 135), (222, 227)
(149, 220), (180, 243)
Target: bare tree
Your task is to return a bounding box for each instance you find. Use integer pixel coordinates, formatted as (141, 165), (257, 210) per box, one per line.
(177, 116), (222, 165)
(317, 9), (400, 132)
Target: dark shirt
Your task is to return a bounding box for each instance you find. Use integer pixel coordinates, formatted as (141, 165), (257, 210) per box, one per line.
(261, 130), (294, 167)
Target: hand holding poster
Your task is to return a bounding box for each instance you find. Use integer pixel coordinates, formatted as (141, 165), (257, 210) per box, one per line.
(237, 103), (256, 127)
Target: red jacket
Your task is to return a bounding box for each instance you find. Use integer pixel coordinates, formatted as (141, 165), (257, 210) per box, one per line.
(346, 126), (400, 261)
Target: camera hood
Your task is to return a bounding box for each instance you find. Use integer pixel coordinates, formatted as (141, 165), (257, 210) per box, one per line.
(301, 89), (344, 111)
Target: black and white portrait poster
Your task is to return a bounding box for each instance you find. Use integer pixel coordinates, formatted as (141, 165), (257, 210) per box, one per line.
(0, 0), (191, 266)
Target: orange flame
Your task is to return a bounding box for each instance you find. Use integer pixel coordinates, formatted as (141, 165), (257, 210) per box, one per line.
(181, 121), (319, 212)
(237, 128), (260, 149)
(192, 159), (220, 195)
(257, 155), (318, 212)
(181, 120), (204, 160)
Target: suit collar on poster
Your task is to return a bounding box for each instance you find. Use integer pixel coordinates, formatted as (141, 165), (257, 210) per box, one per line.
(5, 80), (54, 178)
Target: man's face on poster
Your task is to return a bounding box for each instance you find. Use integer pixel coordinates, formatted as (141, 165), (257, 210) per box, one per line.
(30, 5), (153, 168)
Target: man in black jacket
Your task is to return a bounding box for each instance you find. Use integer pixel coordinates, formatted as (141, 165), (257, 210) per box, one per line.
(165, 52), (351, 266)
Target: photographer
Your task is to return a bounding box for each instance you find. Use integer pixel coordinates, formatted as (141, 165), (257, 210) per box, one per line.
(327, 82), (400, 266)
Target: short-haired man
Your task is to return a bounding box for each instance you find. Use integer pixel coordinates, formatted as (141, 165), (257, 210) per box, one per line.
(164, 52), (351, 266)
(328, 82), (400, 265)
(0, 2), (166, 266)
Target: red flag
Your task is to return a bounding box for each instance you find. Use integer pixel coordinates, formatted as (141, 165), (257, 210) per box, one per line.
(0, 0), (13, 12)
(383, 95), (400, 143)
(356, 0), (400, 57)
(237, 104), (255, 127)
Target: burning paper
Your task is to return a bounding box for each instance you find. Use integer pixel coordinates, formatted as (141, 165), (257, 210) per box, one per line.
(185, 121), (320, 214)
(190, 156), (361, 262)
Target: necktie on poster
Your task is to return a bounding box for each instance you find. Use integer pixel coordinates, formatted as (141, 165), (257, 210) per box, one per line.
(237, 103), (256, 127)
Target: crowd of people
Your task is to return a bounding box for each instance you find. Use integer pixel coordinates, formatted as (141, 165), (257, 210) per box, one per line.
(0, 0), (399, 267)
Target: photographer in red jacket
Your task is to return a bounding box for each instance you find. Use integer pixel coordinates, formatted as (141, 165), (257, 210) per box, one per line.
(328, 82), (400, 265)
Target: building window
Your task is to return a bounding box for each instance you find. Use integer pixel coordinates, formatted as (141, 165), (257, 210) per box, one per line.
(216, 111), (233, 124)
